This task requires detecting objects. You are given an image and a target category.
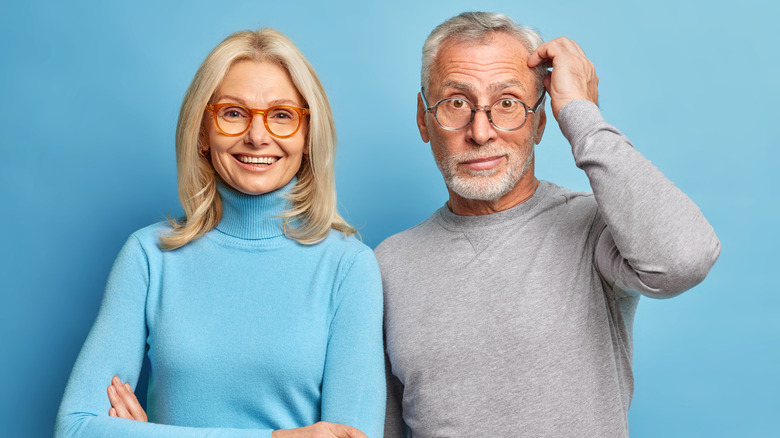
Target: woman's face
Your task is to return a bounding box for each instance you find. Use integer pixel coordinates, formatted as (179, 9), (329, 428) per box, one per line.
(206, 60), (307, 196)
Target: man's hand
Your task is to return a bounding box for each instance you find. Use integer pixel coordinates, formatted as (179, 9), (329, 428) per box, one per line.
(272, 422), (369, 438)
(527, 37), (599, 119)
(107, 376), (148, 422)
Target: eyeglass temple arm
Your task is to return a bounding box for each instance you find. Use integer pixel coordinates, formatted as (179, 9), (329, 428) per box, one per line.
(530, 88), (547, 112)
(421, 88), (437, 112)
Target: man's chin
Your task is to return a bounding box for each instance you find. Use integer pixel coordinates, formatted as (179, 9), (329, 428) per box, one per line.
(447, 175), (514, 202)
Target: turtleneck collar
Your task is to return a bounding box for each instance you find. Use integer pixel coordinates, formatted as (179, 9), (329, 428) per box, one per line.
(214, 178), (297, 240)
(436, 180), (550, 231)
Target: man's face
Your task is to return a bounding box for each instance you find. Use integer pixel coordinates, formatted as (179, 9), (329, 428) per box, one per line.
(418, 32), (545, 204)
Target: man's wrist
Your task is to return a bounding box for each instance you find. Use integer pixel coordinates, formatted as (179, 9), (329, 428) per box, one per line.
(557, 99), (603, 146)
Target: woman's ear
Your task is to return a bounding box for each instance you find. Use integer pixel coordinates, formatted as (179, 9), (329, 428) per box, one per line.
(198, 124), (210, 155)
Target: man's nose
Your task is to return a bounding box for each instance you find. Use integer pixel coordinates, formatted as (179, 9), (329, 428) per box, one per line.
(467, 108), (497, 146)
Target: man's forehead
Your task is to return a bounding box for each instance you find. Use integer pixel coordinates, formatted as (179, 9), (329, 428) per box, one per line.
(431, 35), (535, 93)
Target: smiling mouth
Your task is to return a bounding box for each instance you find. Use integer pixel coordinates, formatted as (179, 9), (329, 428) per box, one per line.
(236, 155), (279, 166)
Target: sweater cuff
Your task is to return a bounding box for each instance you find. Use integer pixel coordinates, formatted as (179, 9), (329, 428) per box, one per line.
(557, 99), (604, 147)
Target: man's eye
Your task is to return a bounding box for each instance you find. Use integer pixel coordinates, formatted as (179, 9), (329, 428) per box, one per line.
(500, 99), (515, 108)
(450, 99), (466, 109)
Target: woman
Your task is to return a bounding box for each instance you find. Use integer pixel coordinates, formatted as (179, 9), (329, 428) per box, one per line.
(55, 29), (384, 438)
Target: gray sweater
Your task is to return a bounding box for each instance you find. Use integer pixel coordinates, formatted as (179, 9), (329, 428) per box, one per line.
(376, 100), (720, 437)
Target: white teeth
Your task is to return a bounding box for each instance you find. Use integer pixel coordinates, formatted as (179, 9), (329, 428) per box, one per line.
(239, 156), (278, 165)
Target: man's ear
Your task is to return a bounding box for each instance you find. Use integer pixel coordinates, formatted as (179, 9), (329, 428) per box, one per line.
(534, 106), (547, 145)
(416, 93), (430, 143)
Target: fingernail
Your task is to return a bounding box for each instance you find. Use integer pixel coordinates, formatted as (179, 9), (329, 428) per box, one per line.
(125, 383), (131, 390)
(112, 376), (120, 384)
(110, 385), (116, 394)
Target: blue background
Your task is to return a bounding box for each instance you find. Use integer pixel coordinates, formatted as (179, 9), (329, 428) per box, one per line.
(1, 1), (777, 436)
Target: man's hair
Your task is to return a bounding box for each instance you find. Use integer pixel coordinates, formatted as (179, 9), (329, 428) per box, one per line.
(159, 28), (355, 250)
(421, 12), (546, 95)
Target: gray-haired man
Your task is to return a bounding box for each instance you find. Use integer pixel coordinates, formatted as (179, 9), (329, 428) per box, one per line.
(377, 12), (720, 437)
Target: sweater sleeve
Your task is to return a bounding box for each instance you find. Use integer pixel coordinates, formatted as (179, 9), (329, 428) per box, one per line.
(54, 235), (272, 438)
(558, 100), (721, 298)
(383, 350), (406, 438)
(320, 249), (386, 438)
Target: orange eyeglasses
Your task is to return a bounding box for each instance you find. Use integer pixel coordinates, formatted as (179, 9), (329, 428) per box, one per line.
(205, 103), (310, 139)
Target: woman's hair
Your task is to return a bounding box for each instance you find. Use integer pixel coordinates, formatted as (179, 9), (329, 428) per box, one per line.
(421, 12), (546, 95)
(158, 28), (355, 250)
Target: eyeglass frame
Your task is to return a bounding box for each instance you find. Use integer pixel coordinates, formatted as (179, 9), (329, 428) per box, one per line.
(420, 87), (546, 132)
(205, 103), (310, 139)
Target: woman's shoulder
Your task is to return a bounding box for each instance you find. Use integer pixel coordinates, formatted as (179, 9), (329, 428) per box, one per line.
(316, 229), (379, 270)
(320, 229), (372, 253)
(124, 220), (174, 251)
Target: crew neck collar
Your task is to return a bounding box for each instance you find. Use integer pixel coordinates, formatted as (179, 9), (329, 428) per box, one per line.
(437, 180), (550, 231)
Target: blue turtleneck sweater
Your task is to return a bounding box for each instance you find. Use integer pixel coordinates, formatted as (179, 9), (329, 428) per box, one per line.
(55, 180), (385, 437)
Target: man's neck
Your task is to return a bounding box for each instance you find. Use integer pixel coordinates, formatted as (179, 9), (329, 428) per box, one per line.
(447, 176), (540, 216)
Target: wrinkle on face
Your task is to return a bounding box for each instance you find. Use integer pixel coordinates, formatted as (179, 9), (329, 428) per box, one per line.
(422, 33), (544, 214)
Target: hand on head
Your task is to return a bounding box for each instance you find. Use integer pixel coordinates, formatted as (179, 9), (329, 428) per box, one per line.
(527, 37), (599, 119)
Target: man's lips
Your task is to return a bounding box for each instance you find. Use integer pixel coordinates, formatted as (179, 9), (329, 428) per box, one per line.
(460, 155), (505, 171)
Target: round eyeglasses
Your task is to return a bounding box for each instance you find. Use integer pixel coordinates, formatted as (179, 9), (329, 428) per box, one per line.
(421, 88), (546, 131)
(205, 103), (310, 139)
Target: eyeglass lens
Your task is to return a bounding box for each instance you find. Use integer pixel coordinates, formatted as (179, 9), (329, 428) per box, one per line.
(216, 105), (302, 137)
(436, 98), (528, 130)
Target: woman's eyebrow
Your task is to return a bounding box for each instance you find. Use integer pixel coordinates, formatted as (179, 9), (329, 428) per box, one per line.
(212, 95), (302, 107)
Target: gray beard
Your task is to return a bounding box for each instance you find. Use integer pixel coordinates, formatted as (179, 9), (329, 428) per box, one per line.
(434, 141), (534, 202)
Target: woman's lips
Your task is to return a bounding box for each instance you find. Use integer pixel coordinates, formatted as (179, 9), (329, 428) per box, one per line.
(233, 154), (280, 171)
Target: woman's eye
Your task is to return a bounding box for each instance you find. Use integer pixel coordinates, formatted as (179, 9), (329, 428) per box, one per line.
(220, 106), (248, 119)
(269, 109), (295, 120)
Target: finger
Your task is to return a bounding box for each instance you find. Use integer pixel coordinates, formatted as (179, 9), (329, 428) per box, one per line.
(327, 423), (368, 438)
(553, 36), (585, 57)
(111, 377), (137, 420)
(122, 382), (148, 421)
(527, 42), (550, 68)
(528, 38), (566, 67)
(113, 378), (147, 422)
(109, 408), (117, 417)
(528, 37), (583, 68)
(107, 382), (132, 419)
(565, 37), (586, 57)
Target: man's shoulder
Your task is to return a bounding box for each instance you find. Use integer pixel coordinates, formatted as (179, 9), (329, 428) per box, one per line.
(374, 209), (444, 264)
(540, 180), (594, 205)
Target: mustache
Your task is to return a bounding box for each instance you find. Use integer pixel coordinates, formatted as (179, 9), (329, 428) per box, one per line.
(447, 143), (511, 163)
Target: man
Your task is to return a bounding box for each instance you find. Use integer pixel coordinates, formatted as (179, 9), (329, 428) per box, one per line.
(377, 12), (720, 437)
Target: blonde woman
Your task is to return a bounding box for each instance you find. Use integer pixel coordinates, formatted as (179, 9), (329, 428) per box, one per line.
(55, 29), (384, 438)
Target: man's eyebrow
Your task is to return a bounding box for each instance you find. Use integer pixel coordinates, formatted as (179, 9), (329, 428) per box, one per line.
(440, 81), (474, 92)
(490, 80), (526, 93)
(439, 80), (527, 94)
